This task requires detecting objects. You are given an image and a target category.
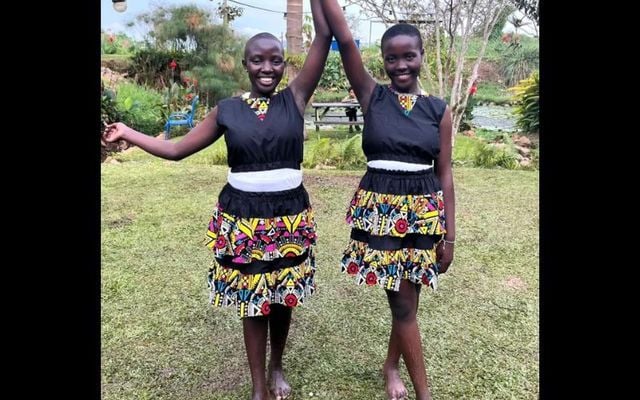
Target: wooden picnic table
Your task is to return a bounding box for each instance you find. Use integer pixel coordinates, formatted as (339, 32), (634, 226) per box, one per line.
(311, 102), (362, 131)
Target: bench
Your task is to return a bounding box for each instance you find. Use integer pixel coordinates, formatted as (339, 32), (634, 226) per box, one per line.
(311, 102), (362, 131)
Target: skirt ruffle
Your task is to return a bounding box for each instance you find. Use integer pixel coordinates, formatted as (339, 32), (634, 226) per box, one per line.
(341, 239), (438, 292)
(208, 249), (316, 318)
(341, 167), (445, 292)
(205, 183), (317, 318)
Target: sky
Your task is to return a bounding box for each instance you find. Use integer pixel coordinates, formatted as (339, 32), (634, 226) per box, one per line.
(101, 0), (536, 46)
(101, 0), (389, 46)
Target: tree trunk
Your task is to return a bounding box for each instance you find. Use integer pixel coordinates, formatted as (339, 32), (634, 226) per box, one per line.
(286, 0), (303, 82)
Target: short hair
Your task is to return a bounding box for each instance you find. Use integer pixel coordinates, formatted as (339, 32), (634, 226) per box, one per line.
(245, 32), (282, 57)
(380, 23), (423, 50)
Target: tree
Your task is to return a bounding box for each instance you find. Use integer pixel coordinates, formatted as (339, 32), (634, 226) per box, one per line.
(133, 5), (249, 105)
(286, 0), (304, 81)
(352, 0), (508, 142)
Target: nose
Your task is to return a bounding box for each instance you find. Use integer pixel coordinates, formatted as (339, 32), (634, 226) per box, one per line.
(261, 61), (274, 73)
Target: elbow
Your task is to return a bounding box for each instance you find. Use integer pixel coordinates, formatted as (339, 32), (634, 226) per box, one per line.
(165, 144), (184, 161)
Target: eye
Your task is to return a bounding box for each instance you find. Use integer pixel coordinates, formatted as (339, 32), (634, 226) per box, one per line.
(406, 54), (415, 60)
(385, 56), (396, 63)
(272, 58), (283, 65)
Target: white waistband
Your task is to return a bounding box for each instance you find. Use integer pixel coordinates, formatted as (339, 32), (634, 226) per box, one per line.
(367, 160), (433, 171)
(227, 168), (302, 192)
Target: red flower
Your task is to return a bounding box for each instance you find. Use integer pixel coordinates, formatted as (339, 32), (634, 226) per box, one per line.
(469, 85), (477, 95)
(284, 294), (298, 307)
(347, 262), (359, 275)
(185, 93), (194, 101)
(169, 59), (178, 70)
(261, 301), (271, 315)
(215, 236), (226, 249)
(365, 272), (377, 286)
(395, 219), (408, 234)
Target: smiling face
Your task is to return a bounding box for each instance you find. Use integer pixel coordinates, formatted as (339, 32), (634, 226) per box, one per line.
(381, 34), (424, 94)
(242, 36), (286, 97)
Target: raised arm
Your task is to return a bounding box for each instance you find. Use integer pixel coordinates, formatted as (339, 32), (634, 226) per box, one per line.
(435, 106), (455, 273)
(289, 0), (332, 113)
(102, 106), (224, 161)
(321, 0), (377, 113)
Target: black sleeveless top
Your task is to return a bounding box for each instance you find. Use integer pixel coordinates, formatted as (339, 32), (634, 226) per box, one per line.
(362, 84), (447, 165)
(216, 87), (304, 173)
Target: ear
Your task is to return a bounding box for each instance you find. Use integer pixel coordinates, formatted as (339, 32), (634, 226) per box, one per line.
(420, 48), (425, 56)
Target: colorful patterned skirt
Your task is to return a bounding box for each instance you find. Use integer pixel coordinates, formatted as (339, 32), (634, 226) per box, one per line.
(205, 183), (317, 318)
(341, 167), (446, 292)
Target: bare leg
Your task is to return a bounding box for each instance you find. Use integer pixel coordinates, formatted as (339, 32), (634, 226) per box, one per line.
(386, 280), (432, 400)
(243, 316), (269, 400)
(268, 304), (292, 399)
(384, 326), (409, 400)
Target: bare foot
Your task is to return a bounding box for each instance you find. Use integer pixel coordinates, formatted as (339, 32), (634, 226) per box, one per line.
(268, 367), (291, 400)
(251, 388), (269, 400)
(384, 363), (408, 400)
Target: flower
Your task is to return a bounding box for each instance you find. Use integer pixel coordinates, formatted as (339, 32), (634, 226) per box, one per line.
(261, 301), (271, 315)
(284, 294), (298, 307)
(365, 272), (377, 285)
(169, 59), (178, 70)
(395, 219), (408, 234)
(347, 262), (359, 275)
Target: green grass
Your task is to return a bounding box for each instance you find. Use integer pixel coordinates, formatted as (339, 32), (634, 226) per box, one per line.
(102, 153), (538, 399)
(475, 81), (513, 105)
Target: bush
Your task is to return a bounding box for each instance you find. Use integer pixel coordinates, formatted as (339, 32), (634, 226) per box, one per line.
(509, 71), (539, 133)
(115, 83), (166, 135)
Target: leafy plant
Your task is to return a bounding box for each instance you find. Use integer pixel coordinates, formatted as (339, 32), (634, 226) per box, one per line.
(509, 70), (539, 133)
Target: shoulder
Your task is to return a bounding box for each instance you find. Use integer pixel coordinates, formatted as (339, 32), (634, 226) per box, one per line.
(425, 95), (448, 121)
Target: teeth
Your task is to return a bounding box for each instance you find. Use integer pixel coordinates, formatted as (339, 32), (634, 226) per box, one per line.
(259, 78), (273, 85)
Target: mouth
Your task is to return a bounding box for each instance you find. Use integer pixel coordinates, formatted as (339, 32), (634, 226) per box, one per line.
(394, 73), (413, 82)
(257, 77), (275, 86)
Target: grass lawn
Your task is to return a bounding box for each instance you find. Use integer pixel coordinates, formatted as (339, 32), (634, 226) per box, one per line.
(102, 147), (538, 399)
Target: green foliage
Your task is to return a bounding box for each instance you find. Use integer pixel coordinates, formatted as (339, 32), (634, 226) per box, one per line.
(360, 45), (386, 80)
(509, 71), (539, 133)
(101, 86), (123, 128)
(338, 133), (366, 169)
(474, 81), (513, 104)
(101, 32), (137, 55)
(460, 95), (478, 131)
(136, 5), (213, 52)
(319, 52), (348, 91)
(133, 5), (249, 105)
(189, 26), (249, 104)
(127, 48), (186, 89)
(312, 89), (345, 103)
(115, 83), (166, 135)
(474, 142), (520, 169)
(499, 43), (539, 86)
(488, 6), (517, 41)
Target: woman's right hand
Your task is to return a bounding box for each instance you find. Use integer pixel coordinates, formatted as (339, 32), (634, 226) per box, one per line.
(102, 122), (132, 143)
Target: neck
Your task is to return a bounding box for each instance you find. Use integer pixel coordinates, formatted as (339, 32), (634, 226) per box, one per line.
(390, 84), (419, 95)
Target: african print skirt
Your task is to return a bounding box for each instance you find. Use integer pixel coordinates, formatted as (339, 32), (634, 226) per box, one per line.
(341, 167), (446, 292)
(205, 183), (317, 318)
